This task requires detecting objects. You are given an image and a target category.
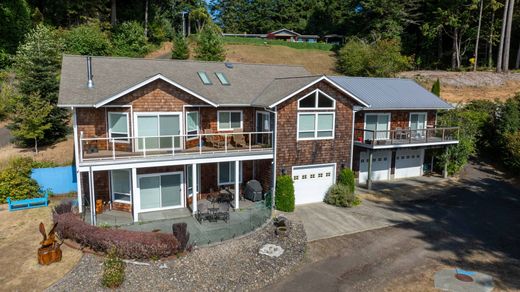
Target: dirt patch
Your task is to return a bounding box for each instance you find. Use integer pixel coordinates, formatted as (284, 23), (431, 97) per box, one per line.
(0, 136), (74, 169)
(145, 42), (173, 59)
(0, 201), (82, 291)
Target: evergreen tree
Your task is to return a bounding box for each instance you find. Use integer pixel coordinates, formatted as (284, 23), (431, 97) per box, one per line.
(0, 0), (32, 54)
(171, 33), (190, 60)
(195, 25), (226, 61)
(12, 24), (69, 146)
(431, 78), (441, 96)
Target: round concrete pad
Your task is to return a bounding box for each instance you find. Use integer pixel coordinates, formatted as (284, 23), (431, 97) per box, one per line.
(434, 269), (494, 292)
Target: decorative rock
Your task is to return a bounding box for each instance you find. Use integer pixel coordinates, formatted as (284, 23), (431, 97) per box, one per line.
(159, 263), (168, 269)
(259, 244), (285, 257)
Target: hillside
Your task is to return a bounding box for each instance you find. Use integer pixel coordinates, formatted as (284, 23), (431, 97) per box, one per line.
(148, 42), (520, 103)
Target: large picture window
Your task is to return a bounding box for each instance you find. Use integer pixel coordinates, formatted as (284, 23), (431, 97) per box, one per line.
(108, 112), (129, 142)
(111, 169), (131, 203)
(218, 161), (243, 185)
(218, 111), (242, 131)
(297, 112), (335, 140)
(135, 113), (181, 150)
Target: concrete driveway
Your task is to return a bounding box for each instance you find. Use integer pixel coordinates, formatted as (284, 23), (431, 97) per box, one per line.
(284, 200), (422, 241)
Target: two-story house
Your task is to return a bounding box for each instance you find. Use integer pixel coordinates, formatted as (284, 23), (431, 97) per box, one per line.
(58, 56), (458, 224)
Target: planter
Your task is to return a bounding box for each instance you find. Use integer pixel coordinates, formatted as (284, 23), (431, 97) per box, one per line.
(275, 226), (288, 237)
(38, 245), (62, 265)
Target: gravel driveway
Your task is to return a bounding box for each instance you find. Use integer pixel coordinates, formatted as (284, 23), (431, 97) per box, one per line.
(48, 220), (306, 291)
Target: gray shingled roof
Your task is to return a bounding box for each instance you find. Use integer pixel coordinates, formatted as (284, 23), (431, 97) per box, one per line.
(329, 76), (453, 110)
(58, 55), (310, 107)
(251, 75), (323, 107)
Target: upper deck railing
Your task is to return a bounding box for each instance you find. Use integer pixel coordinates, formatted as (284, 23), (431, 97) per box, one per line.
(354, 127), (459, 147)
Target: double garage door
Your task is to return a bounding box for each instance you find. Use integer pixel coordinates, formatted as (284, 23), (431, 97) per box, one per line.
(292, 164), (335, 205)
(359, 149), (424, 183)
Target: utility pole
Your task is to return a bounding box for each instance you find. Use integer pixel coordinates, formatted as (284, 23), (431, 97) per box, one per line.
(181, 11), (188, 37)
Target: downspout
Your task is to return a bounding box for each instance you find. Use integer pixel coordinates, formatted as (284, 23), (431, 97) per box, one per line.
(72, 107), (83, 213)
(350, 107), (359, 169)
(264, 107), (277, 212)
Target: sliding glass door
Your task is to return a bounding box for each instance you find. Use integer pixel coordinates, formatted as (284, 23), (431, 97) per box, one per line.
(139, 173), (183, 211)
(365, 114), (390, 140)
(136, 113), (181, 151)
(410, 113), (427, 138)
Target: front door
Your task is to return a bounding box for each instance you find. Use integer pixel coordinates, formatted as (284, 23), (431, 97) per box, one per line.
(138, 172), (183, 212)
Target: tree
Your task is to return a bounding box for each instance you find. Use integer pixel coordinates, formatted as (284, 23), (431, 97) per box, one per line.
(337, 38), (412, 77)
(0, 0), (32, 54)
(497, 0), (515, 72)
(473, 0), (484, 71)
(171, 33), (190, 59)
(195, 25), (226, 61)
(9, 93), (53, 153)
(111, 0), (117, 26)
(190, 7), (210, 32)
(13, 24), (68, 146)
(112, 21), (150, 57)
(64, 21), (112, 56)
(431, 78), (441, 96)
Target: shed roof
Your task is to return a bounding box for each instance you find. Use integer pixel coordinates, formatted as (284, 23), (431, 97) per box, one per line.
(329, 76), (453, 110)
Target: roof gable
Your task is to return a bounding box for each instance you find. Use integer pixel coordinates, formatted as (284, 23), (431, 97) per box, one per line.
(270, 28), (301, 36)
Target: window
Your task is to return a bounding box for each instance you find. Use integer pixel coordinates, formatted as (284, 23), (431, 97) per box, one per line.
(136, 113), (181, 150)
(186, 112), (199, 140)
(218, 161), (243, 185)
(364, 113), (390, 140)
(298, 90), (335, 109)
(111, 169), (131, 203)
(298, 112), (335, 140)
(215, 72), (230, 85)
(218, 111), (242, 130)
(108, 112), (129, 142)
(197, 72), (212, 85)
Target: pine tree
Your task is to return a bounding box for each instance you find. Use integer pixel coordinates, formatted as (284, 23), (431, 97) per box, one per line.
(171, 34), (190, 60)
(195, 25), (226, 62)
(431, 78), (441, 97)
(13, 24), (69, 147)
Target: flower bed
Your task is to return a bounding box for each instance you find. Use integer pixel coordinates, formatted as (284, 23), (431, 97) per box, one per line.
(53, 203), (179, 259)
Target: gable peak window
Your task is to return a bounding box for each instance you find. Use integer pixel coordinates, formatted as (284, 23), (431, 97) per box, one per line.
(298, 90), (335, 109)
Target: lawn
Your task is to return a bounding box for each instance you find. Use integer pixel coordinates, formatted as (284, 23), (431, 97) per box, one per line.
(0, 200), (82, 291)
(223, 36), (335, 51)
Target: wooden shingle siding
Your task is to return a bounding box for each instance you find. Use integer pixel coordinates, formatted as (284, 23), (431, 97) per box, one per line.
(276, 80), (356, 177)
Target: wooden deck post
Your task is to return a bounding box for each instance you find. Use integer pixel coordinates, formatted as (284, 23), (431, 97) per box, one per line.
(132, 168), (139, 222)
(235, 160), (240, 210)
(367, 150), (373, 190)
(192, 163), (198, 215)
(443, 147), (449, 178)
(88, 167), (97, 226)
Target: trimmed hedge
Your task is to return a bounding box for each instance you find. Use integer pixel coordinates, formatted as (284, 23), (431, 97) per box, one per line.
(338, 168), (355, 193)
(275, 175), (295, 212)
(53, 203), (179, 259)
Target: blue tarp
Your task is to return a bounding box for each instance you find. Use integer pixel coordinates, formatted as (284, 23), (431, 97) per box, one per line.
(31, 165), (77, 194)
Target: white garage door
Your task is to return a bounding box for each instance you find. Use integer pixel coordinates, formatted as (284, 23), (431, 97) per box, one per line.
(359, 150), (391, 184)
(395, 149), (424, 179)
(292, 164), (336, 205)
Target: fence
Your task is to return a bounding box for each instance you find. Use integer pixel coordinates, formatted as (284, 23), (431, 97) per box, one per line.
(31, 165), (77, 195)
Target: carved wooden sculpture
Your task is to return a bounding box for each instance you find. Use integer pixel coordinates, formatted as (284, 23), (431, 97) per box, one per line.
(37, 222), (63, 265)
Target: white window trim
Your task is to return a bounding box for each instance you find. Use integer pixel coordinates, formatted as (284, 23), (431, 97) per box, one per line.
(297, 89), (336, 110)
(217, 161), (243, 186)
(409, 112), (428, 129)
(217, 110), (243, 131)
(363, 113), (391, 141)
(134, 112), (183, 151)
(297, 112), (336, 141)
(108, 112), (130, 144)
(255, 110), (271, 131)
(137, 171), (185, 213)
(185, 111), (200, 141)
(110, 169), (132, 204)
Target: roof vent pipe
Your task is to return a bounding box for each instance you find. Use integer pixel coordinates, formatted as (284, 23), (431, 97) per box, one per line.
(86, 56), (94, 88)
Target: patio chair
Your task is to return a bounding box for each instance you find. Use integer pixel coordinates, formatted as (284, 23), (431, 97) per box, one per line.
(232, 129), (247, 148)
(204, 129), (225, 149)
(395, 127), (407, 140)
(217, 202), (230, 223)
(196, 201), (210, 223)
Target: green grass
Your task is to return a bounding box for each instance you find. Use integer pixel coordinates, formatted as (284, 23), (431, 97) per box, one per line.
(223, 36), (334, 51)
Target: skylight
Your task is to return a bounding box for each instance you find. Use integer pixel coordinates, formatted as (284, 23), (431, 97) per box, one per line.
(197, 72), (212, 85)
(215, 72), (230, 85)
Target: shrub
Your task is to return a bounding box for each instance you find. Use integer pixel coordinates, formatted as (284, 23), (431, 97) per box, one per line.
(275, 175), (295, 212)
(172, 223), (190, 251)
(0, 157), (41, 203)
(171, 33), (190, 60)
(504, 131), (520, 171)
(195, 25), (225, 61)
(101, 248), (125, 288)
(324, 184), (360, 207)
(112, 21), (150, 57)
(337, 168), (355, 193)
(64, 21), (112, 56)
(53, 210), (179, 259)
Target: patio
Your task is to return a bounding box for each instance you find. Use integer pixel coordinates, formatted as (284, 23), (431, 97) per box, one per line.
(84, 200), (271, 246)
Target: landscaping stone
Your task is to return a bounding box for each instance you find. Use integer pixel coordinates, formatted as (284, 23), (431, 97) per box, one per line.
(47, 220), (306, 291)
(259, 244), (284, 258)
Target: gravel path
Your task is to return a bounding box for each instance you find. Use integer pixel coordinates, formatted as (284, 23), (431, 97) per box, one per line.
(48, 220), (306, 291)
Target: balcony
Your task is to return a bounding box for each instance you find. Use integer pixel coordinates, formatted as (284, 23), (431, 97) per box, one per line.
(79, 131), (273, 163)
(354, 127), (459, 149)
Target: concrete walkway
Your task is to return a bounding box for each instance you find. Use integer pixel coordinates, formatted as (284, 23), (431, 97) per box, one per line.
(284, 176), (452, 241)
